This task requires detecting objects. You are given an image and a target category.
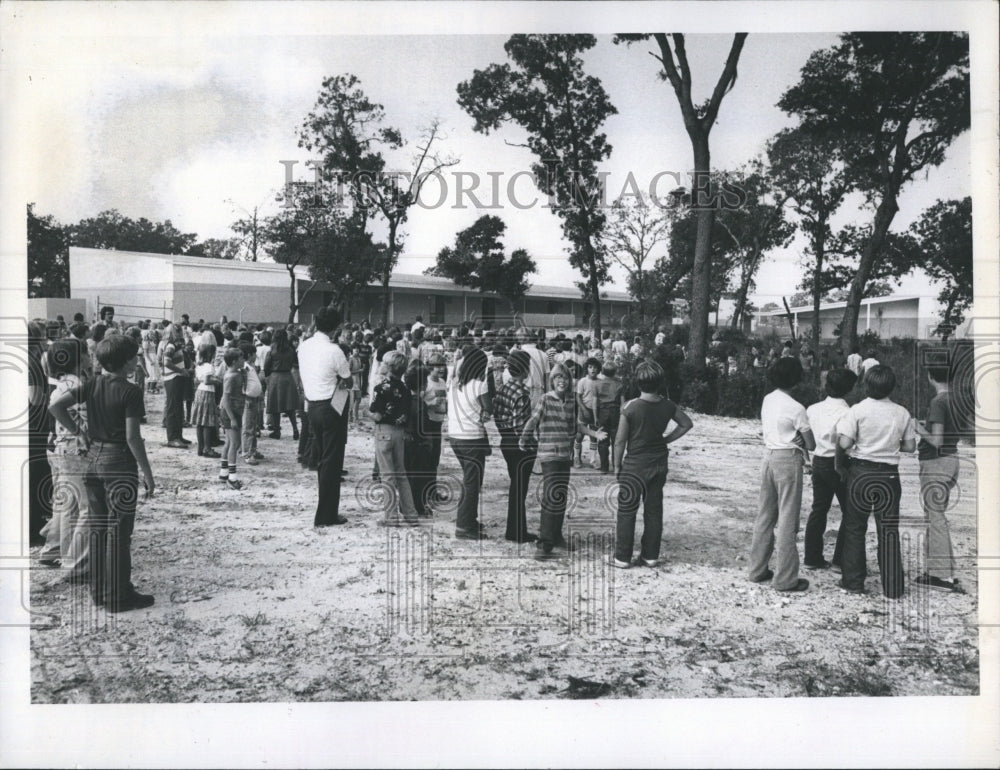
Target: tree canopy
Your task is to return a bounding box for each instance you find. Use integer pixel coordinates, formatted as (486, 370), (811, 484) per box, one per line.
(426, 215), (537, 312)
(69, 209), (198, 255)
(27, 204), (70, 298)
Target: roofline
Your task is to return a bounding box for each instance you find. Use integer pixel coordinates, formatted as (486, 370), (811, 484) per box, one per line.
(760, 295), (926, 316)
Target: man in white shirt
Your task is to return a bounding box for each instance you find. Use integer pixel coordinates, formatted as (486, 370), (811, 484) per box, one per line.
(411, 316), (426, 335)
(835, 364), (916, 598)
(515, 328), (549, 408)
(298, 307), (353, 527)
(748, 357), (815, 593)
(803, 368), (857, 569)
(846, 345), (863, 376)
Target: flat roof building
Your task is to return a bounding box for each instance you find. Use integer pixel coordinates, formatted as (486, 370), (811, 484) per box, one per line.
(67, 247), (634, 329)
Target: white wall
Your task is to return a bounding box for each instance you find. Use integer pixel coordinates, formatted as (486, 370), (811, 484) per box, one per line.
(69, 247), (174, 322)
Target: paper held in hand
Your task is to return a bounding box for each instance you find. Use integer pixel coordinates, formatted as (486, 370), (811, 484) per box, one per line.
(331, 380), (350, 416)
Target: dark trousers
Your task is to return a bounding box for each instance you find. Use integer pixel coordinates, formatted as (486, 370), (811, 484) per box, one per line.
(804, 456), (848, 567)
(83, 441), (138, 605)
(615, 455), (668, 562)
(309, 400), (347, 526)
(405, 433), (442, 512)
(450, 439), (486, 532)
(539, 459), (572, 546)
(596, 411), (620, 472)
(28, 399), (52, 545)
(163, 376), (186, 441)
(297, 408), (313, 467)
(499, 429), (536, 540)
(842, 459), (904, 598)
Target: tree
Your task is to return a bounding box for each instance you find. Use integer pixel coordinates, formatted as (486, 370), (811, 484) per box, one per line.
(69, 209), (198, 254)
(27, 204), (70, 297)
(457, 34), (617, 340)
(602, 198), (672, 327)
(906, 197), (972, 340)
(264, 182), (382, 324)
(779, 32), (970, 355)
(615, 33), (748, 368)
(229, 203), (266, 261)
(768, 126), (852, 358)
(298, 75), (456, 326)
(187, 237), (242, 260)
(426, 215), (537, 313)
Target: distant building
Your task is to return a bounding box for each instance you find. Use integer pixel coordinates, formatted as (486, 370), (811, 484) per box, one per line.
(756, 294), (971, 340)
(67, 247), (634, 329)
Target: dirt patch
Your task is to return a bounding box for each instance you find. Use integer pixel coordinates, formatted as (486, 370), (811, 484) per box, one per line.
(30, 394), (980, 702)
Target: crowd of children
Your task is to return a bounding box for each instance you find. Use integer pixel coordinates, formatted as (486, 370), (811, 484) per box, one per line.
(30, 308), (971, 614)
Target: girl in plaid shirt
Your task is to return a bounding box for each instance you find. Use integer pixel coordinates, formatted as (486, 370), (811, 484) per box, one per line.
(520, 362), (606, 559)
(494, 350), (537, 543)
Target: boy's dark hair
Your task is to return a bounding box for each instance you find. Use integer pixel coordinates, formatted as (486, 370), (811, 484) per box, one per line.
(602, 362), (617, 377)
(69, 322), (89, 340)
(237, 340), (255, 362)
(769, 357), (803, 389)
(585, 357), (602, 371)
(825, 368), (857, 398)
(634, 360), (665, 393)
(223, 347), (243, 367)
(227, 320), (239, 332)
(927, 365), (952, 384)
(315, 306), (340, 334)
(48, 339), (85, 377)
(238, 330), (254, 344)
(100, 305), (115, 319)
(507, 350), (530, 378)
(864, 365), (896, 399)
(73, 312), (85, 323)
(91, 323), (107, 343)
(95, 334), (139, 372)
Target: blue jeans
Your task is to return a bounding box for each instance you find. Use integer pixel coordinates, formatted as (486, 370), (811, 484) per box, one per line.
(450, 439), (487, 532)
(842, 459), (904, 598)
(615, 455), (668, 563)
(83, 441), (139, 605)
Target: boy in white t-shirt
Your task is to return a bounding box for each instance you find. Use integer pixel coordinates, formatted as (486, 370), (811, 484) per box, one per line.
(836, 364), (916, 598)
(748, 358), (815, 593)
(803, 368), (857, 569)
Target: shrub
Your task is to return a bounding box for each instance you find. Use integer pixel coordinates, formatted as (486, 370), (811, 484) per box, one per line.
(717, 370), (769, 417)
(677, 362), (718, 413)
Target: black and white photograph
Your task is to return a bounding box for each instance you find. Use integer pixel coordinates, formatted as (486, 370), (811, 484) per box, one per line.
(2, 1), (998, 767)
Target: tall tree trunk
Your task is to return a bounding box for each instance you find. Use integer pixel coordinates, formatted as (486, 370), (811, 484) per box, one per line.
(287, 266), (297, 325)
(688, 138), (713, 369)
(840, 197), (899, 355)
(380, 220), (399, 328)
(811, 240), (823, 383)
(589, 262), (603, 343)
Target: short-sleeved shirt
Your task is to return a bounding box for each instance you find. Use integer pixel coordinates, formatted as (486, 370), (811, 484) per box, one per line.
(161, 341), (184, 381)
(447, 378), (489, 440)
(576, 376), (599, 417)
(918, 391), (960, 461)
(594, 375), (624, 420)
(195, 362), (216, 392)
(806, 396), (851, 458)
(837, 397), (915, 465)
(69, 374), (144, 444)
(761, 389), (810, 450)
(297, 331), (351, 401)
(621, 396), (677, 462)
(846, 353), (863, 375)
(424, 378), (448, 424)
(370, 376), (411, 426)
(494, 379), (532, 435)
(222, 369), (246, 414)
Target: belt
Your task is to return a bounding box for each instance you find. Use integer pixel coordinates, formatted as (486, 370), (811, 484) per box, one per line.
(307, 398), (334, 404)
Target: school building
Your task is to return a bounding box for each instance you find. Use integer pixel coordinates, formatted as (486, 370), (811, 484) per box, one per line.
(66, 247), (634, 329)
(755, 294), (972, 340)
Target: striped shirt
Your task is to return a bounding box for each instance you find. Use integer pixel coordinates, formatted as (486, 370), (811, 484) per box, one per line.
(494, 379), (532, 435)
(521, 391), (579, 462)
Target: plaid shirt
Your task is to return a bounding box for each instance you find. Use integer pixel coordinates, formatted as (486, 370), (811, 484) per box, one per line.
(493, 379), (531, 435)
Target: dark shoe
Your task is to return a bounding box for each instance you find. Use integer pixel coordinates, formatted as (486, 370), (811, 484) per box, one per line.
(267, 431), (281, 439)
(455, 527), (486, 541)
(804, 560), (831, 570)
(750, 569), (774, 583)
(506, 532), (537, 543)
(292, 430), (300, 441)
(253, 451), (265, 460)
(915, 573), (965, 593)
(203, 450), (222, 459)
(316, 516), (348, 527)
(837, 580), (866, 595)
(163, 440), (188, 448)
(211, 439), (225, 447)
(179, 437), (192, 445)
(775, 578), (810, 592)
(183, 421), (193, 428)
(534, 541), (556, 560)
(106, 591), (155, 613)
(632, 556), (658, 568)
(244, 457), (259, 466)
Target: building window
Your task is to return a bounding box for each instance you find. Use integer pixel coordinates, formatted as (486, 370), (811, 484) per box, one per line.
(547, 300), (560, 315)
(431, 295), (446, 324)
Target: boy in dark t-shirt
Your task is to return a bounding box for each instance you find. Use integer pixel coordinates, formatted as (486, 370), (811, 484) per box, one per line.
(611, 360), (693, 568)
(914, 365), (965, 592)
(50, 334), (155, 612)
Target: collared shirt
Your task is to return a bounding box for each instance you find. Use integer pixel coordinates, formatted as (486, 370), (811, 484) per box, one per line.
(297, 331), (351, 401)
(761, 389), (810, 450)
(806, 396), (851, 458)
(837, 397), (915, 465)
(494, 379), (531, 435)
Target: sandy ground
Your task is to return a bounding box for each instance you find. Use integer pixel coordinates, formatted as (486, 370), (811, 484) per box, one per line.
(30, 391), (979, 702)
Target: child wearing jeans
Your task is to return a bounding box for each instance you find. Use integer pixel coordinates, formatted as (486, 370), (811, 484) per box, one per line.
(914, 364), (964, 592)
(836, 365), (916, 598)
(748, 357), (815, 593)
(611, 360), (692, 568)
(218, 348), (246, 490)
(803, 368), (857, 570)
(520, 362), (606, 560)
(49, 334), (155, 612)
(370, 351), (420, 526)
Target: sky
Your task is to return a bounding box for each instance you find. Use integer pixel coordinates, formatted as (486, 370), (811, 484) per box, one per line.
(4, 5), (975, 308)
